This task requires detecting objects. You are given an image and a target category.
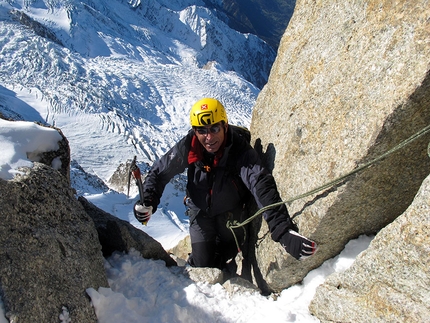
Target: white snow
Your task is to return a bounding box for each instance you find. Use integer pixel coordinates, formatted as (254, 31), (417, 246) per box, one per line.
(0, 118), (63, 179)
(85, 236), (373, 323)
(0, 0), (375, 321)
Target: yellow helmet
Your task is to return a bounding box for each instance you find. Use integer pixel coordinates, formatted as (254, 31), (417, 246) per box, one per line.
(190, 98), (228, 127)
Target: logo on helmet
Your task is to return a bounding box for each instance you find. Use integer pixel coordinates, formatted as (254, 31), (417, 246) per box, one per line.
(201, 104), (208, 110)
(198, 112), (214, 125)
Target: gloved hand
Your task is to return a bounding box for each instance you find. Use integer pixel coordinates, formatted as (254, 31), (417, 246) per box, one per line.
(279, 230), (317, 260)
(134, 201), (153, 225)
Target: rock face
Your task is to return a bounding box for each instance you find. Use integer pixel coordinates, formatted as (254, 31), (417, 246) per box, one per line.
(250, 0), (430, 291)
(0, 163), (108, 323)
(10, 9), (63, 46)
(35, 124), (71, 181)
(108, 157), (138, 194)
(79, 196), (176, 266)
(309, 173), (430, 322)
(0, 121), (176, 321)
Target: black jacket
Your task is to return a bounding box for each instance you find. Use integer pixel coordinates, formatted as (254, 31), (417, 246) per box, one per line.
(142, 126), (294, 241)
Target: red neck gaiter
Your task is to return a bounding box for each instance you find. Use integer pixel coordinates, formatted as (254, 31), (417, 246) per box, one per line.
(187, 134), (226, 167)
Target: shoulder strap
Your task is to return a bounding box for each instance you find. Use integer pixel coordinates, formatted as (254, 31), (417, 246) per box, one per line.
(229, 125), (251, 144)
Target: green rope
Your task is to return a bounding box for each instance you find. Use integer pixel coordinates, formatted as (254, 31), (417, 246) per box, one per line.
(227, 123), (430, 233)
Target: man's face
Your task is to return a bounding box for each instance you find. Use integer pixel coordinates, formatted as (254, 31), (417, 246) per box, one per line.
(194, 122), (227, 153)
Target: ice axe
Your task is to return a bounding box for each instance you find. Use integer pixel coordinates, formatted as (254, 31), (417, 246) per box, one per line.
(127, 155), (144, 204)
(127, 156), (152, 226)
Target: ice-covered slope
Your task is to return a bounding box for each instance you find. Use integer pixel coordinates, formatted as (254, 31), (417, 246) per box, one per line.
(0, 0), (273, 181)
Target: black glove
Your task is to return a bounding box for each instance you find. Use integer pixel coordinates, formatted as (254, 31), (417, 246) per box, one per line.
(279, 230), (317, 260)
(133, 201), (153, 225)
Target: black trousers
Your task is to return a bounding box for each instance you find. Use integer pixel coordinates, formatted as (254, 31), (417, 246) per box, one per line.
(187, 208), (246, 269)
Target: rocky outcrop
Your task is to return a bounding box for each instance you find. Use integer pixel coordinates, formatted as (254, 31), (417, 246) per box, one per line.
(250, 0), (430, 291)
(0, 163), (107, 323)
(177, 266), (261, 295)
(309, 173), (430, 322)
(34, 124), (71, 181)
(108, 157), (149, 195)
(107, 158), (135, 194)
(168, 234), (191, 261)
(79, 196), (176, 266)
(10, 9), (63, 46)
(0, 122), (176, 321)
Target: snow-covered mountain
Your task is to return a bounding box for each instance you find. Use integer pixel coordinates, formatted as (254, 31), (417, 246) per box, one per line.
(0, 2), (380, 321)
(0, 0), (275, 182)
(204, 0), (295, 50)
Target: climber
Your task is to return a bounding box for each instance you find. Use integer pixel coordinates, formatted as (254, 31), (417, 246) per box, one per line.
(134, 98), (317, 270)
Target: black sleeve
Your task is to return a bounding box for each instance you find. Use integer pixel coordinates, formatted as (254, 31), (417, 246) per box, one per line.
(142, 134), (190, 211)
(239, 148), (295, 242)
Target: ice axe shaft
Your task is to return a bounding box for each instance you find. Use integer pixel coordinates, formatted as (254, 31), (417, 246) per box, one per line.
(127, 156), (144, 204)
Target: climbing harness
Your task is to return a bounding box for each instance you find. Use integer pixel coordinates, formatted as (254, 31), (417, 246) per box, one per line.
(227, 123), (430, 250)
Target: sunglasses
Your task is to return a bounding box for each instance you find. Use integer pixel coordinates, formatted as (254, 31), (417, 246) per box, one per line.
(195, 124), (222, 135)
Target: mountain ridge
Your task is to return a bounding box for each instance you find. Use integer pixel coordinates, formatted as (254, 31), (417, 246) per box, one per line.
(0, 0), (275, 180)
(206, 0), (296, 50)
